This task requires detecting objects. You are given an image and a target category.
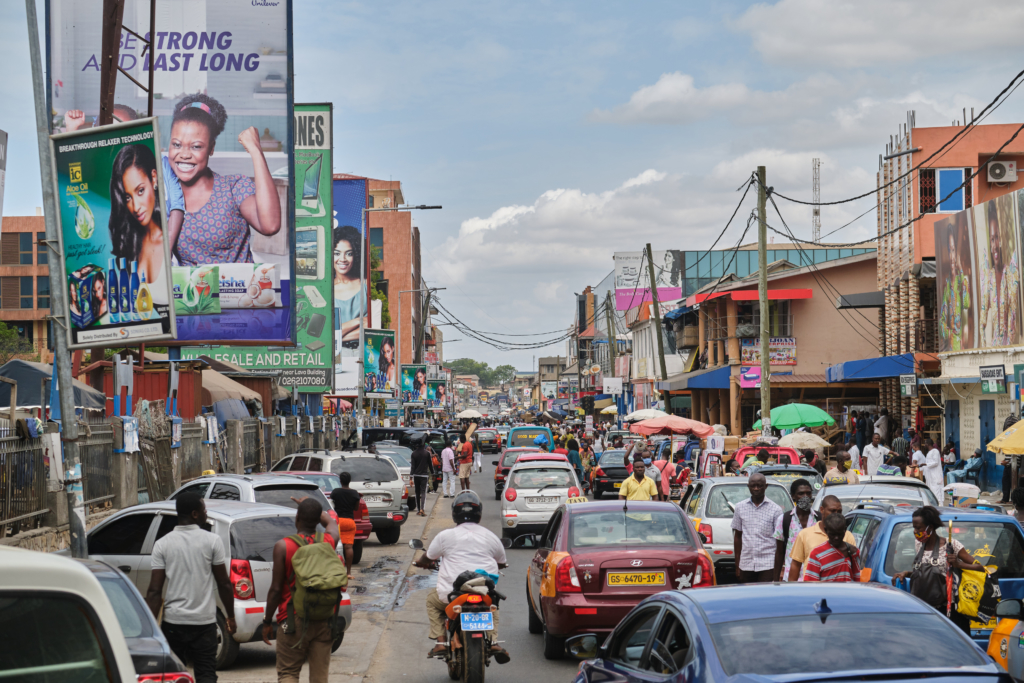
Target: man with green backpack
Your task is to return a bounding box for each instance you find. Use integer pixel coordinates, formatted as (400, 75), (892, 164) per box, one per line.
(262, 498), (346, 683)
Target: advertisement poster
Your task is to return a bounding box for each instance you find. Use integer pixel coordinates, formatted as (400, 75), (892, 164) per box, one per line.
(739, 366), (762, 389)
(613, 250), (682, 310)
(50, 119), (177, 347)
(186, 104), (332, 390)
(935, 190), (1024, 352)
(333, 177), (369, 394)
(540, 381), (557, 400)
(402, 364), (427, 405)
(427, 380), (447, 411)
(740, 337), (796, 365)
(48, 0), (294, 344)
(980, 365), (1007, 394)
(363, 328), (395, 399)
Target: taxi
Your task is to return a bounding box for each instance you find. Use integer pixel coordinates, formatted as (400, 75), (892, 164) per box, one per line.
(476, 428), (502, 454)
(513, 498), (713, 660)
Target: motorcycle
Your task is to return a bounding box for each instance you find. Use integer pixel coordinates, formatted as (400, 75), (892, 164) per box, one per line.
(410, 539), (506, 683)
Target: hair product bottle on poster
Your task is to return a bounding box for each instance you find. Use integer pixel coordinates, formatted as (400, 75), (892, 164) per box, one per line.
(119, 258), (130, 321)
(136, 274), (153, 320)
(129, 261), (140, 321)
(108, 258), (119, 324)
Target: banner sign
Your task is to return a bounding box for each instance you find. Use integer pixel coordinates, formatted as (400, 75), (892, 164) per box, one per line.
(48, 0), (295, 345)
(402, 364), (427, 405)
(739, 366), (762, 389)
(740, 337), (796, 365)
(50, 119), (177, 347)
(333, 177), (369, 394)
(602, 377), (623, 395)
(427, 380), (447, 409)
(540, 381), (557, 400)
(899, 373), (917, 397)
(613, 250), (681, 310)
(980, 365), (1007, 394)
(363, 328), (395, 399)
(186, 103), (332, 390)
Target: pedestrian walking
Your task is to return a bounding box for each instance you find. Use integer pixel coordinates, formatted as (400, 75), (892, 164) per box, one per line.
(440, 440), (457, 497)
(1004, 412), (1019, 502)
(473, 436), (483, 473)
(458, 433), (474, 490)
(262, 498), (345, 683)
(922, 438), (945, 504)
(731, 473), (783, 583)
(824, 451), (860, 485)
(890, 431), (909, 459)
(329, 472), (360, 577)
(410, 438), (433, 517)
(874, 407), (890, 445)
(787, 494), (854, 581)
(618, 456), (659, 501)
(802, 514), (861, 583)
(862, 432), (890, 476)
(145, 494), (234, 683)
(773, 478), (819, 581)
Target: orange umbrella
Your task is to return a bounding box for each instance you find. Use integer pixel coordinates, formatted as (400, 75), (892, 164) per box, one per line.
(629, 415), (715, 438)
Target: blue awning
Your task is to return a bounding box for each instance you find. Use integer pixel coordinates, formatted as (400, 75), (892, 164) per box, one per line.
(657, 364), (732, 391)
(664, 306), (691, 321)
(827, 353), (915, 383)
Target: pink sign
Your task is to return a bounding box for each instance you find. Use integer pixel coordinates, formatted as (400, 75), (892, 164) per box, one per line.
(739, 366), (761, 389)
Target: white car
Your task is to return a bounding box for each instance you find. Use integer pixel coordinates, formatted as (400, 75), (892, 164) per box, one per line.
(500, 456), (582, 541)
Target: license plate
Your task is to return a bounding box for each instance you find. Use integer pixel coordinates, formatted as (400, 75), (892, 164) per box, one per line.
(607, 572), (666, 586)
(363, 495), (384, 503)
(461, 612), (494, 631)
(613, 482), (622, 488)
(529, 496), (559, 504)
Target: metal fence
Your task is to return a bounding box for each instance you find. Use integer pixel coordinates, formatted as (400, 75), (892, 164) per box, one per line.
(81, 424), (115, 511)
(0, 436), (47, 531)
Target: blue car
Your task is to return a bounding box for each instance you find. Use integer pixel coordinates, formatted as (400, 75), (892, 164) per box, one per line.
(849, 504), (1024, 645)
(565, 583), (1010, 682)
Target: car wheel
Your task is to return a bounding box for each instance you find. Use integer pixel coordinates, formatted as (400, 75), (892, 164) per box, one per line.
(332, 632), (345, 653)
(351, 540), (363, 565)
(542, 624), (564, 660)
(527, 579), (542, 634)
(215, 611), (240, 669)
(376, 526), (401, 545)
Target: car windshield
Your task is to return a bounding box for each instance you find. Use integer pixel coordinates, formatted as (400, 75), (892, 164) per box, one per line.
(254, 484), (332, 511)
(570, 510), (694, 548)
(230, 516), (299, 562)
(710, 613), (984, 676)
(508, 429), (547, 447)
(832, 485), (936, 513)
(706, 484), (792, 517)
(292, 473), (342, 493)
(511, 468), (574, 489)
(762, 470), (823, 489)
(97, 575), (152, 638)
(599, 450), (627, 467)
(478, 430), (497, 437)
(884, 520), (1024, 578)
(502, 450), (539, 466)
(331, 457), (399, 482)
(377, 449), (411, 468)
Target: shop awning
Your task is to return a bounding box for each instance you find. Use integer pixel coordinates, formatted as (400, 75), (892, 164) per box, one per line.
(686, 288), (812, 307)
(835, 291), (885, 309)
(664, 306), (691, 321)
(827, 353), (915, 382)
(657, 365), (731, 392)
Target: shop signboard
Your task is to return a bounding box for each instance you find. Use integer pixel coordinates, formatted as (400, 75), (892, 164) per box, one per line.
(740, 337), (796, 365)
(363, 328), (396, 399)
(980, 365), (1007, 394)
(402, 364), (427, 405)
(613, 250), (681, 310)
(899, 373), (917, 398)
(602, 377), (623, 395)
(50, 119), (177, 347)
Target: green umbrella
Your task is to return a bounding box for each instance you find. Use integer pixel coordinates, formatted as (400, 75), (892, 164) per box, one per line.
(751, 403), (836, 431)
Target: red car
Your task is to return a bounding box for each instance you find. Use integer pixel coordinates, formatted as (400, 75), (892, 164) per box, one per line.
(287, 471), (372, 564)
(492, 447), (543, 500)
(519, 499), (714, 660)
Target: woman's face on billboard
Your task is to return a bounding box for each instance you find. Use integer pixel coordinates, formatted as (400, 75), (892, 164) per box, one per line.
(382, 342), (393, 363)
(989, 216), (1003, 271)
(122, 166), (158, 228)
(417, 370), (426, 383)
(169, 120), (212, 183)
(334, 239), (355, 278)
(948, 232), (957, 266)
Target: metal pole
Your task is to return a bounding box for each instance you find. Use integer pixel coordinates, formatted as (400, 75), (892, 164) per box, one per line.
(99, 0), (125, 126)
(26, 0), (86, 558)
(357, 208), (366, 426)
(397, 288), (402, 425)
(147, 0), (155, 117)
(645, 243), (670, 408)
(757, 166), (771, 435)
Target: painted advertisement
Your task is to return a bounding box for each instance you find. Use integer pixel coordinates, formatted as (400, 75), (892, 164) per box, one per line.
(935, 190), (1024, 352)
(740, 337), (796, 365)
(427, 379), (447, 410)
(48, 0), (294, 344)
(613, 250), (682, 310)
(333, 178), (369, 394)
(50, 119), (176, 347)
(185, 104), (332, 390)
(402, 364), (427, 405)
(363, 328), (395, 399)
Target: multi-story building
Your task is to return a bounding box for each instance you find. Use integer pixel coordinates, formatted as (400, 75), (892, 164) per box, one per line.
(537, 356), (566, 409)
(0, 213), (52, 358)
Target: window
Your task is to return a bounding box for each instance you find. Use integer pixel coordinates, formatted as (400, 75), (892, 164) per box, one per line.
(209, 483), (241, 501)
(169, 481), (210, 500)
(98, 576), (151, 639)
(330, 457), (399, 482)
(937, 168), (966, 212)
(271, 457), (292, 471)
(231, 516), (301, 563)
(647, 611), (692, 674)
(685, 483), (703, 516)
(36, 232), (48, 264)
(884, 521), (1024, 578)
(154, 514), (178, 543)
(289, 456), (310, 470)
(254, 485), (331, 511)
(19, 233), (32, 265)
(540, 510), (563, 549)
(368, 193), (375, 208)
(705, 484), (792, 518)
(88, 513), (155, 555)
(20, 276), (32, 309)
(37, 276), (49, 309)
(370, 227), (383, 249)
(609, 606), (661, 669)
(570, 510), (693, 548)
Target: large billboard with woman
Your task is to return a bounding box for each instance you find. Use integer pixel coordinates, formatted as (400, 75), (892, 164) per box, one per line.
(333, 178), (369, 394)
(402, 365), (428, 406)
(47, 0), (294, 344)
(363, 329), (396, 400)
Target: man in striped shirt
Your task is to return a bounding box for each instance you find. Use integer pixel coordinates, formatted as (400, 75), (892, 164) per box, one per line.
(890, 432), (909, 459)
(803, 513), (861, 583)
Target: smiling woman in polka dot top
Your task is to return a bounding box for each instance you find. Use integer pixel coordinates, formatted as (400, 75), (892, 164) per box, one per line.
(166, 93), (281, 265)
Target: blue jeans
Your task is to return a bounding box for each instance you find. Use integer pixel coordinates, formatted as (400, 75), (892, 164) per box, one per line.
(946, 470), (969, 485)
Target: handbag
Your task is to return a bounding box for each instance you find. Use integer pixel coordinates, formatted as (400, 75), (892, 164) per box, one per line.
(909, 541), (948, 610)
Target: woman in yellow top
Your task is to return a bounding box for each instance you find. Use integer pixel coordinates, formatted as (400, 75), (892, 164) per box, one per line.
(619, 459), (659, 501)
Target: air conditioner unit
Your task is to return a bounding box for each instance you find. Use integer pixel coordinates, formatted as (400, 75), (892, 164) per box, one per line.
(988, 160), (1017, 183)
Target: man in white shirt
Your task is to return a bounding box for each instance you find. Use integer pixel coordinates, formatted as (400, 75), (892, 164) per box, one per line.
(862, 432), (890, 476)
(441, 440), (457, 498)
(846, 440), (861, 472)
(922, 437), (945, 503)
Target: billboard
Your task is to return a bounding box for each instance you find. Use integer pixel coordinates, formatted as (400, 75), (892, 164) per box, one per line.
(541, 381), (557, 400)
(363, 328), (395, 399)
(740, 337), (796, 365)
(50, 119), (177, 347)
(47, 0), (294, 344)
(333, 178), (369, 394)
(936, 190), (1023, 352)
(185, 104), (332, 390)
(614, 250), (682, 310)
(427, 380), (447, 410)
(402, 365), (427, 405)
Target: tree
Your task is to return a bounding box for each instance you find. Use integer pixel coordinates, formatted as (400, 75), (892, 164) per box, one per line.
(370, 246), (391, 328)
(0, 322), (35, 365)
(492, 364), (517, 386)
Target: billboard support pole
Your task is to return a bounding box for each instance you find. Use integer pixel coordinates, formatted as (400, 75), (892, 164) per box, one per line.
(645, 243), (670, 410)
(757, 166), (772, 435)
(99, 0), (125, 126)
(26, 0), (86, 558)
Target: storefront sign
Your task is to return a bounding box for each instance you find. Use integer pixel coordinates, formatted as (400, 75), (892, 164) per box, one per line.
(899, 373), (918, 397)
(740, 338), (796, 365)
(980, 365), (1007, 394)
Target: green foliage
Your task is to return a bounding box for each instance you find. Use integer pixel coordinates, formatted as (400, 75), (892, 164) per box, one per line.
(370, 246), (391, 328)
(0, 322), (35, 365)
(446, 359), (519, 388)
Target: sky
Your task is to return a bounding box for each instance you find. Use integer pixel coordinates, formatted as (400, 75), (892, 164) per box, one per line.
(3, 0), (1024, 371)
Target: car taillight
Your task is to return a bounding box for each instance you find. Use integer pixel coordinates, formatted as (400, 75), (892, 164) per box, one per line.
(595, 467), (605, 477)
(567, 487), (580, 497)
(505, 488), (517, 502)
(555, 556), (582, 593)
(694, 552), (714, 588)
(698, 523), (713, 545)
(402, 486), (408, 500)
(357, 500), (369, 520)
(230, 559), (254, 600)
(138, 674), (195, 683)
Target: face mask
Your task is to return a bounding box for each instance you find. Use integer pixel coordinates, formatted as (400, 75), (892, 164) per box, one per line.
(796, 497), (813, 511)
(913, 529), (929, 541)
(643, 458), (652, 466)
(844, 460), (853, 469)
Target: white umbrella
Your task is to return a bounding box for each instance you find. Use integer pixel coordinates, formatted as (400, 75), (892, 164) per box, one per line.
(778, 432), (830, 449)
(600, 405), (618, 415)
(623, 408), (669, 422)
(456, 409), (483, 419)
(943, 482), (981, 499)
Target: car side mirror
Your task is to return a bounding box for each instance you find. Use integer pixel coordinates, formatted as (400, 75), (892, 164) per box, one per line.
(565, 634), (600, 660)
(492, 460), (498, 466)
(408, 539), (425, 551)
(997, 599), (1022, 619)
(697, 532), (708, 544)
(511, 534), (538, 549)
(500, 537), (513, 549)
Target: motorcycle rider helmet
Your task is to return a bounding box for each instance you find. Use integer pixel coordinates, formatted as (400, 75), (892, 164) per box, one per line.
(451, 490), (483, 525)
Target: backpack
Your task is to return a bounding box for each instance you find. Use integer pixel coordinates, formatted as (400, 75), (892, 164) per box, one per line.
(780, 509), (821, 546)
(286, 532), (348, 643)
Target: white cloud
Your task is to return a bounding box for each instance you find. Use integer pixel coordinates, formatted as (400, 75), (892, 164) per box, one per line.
(734, 0), (1024, 68)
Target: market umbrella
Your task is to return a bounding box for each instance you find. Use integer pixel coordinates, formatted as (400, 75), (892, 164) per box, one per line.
(629, 416), (715, 438)
(751, 404), (835, 431)
(778, 432), (831, 450)
(987, 423), (1024, 454)
(456, 409), (483, 419)
(623, 408), (669, 423)
(600, 405), (618, 415)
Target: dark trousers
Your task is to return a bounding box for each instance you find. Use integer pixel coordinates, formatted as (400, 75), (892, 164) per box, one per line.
(163, 621), (218, 683)
(1003, 463), (1013, 502)
(948, 609), (973, 636)
(738, 569), (775, 584)
(414, 475), (429, 512)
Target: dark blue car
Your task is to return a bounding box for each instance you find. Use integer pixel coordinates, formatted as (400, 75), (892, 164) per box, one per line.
(565, 583), (1010, 682)
(848, 504), (1024, 645)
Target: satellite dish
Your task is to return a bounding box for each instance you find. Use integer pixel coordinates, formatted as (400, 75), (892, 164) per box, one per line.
(590, 364), (601, 375)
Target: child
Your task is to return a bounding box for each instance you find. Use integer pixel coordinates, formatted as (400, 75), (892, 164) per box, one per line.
(802, 513), (861, 583)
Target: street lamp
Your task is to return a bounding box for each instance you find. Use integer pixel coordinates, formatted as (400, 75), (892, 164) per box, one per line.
(356, 204), (442, 425)
(397, 286), (446, 425)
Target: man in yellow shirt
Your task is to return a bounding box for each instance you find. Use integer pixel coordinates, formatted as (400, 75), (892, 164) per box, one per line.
(619, 459), (659, 501)
(787, 494), (856, 581)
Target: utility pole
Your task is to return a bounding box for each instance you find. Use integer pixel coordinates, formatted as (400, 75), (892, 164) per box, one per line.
(645, 243), (670, 409)
(26, 0), (86, 557)
(605, 290), (617, 371)
(812, 158), (821, 243)
(757, 166), (771, 434)
(576, 332), (583, 412)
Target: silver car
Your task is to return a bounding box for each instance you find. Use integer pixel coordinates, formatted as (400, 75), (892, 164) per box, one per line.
(72, 500), (352, 669)
(680, 476), (793, 578)
(812, 477), (939, 513)
(169, 473), (333, 512)
(270, 449), (344, 473)
(499, 460), (581, 540)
